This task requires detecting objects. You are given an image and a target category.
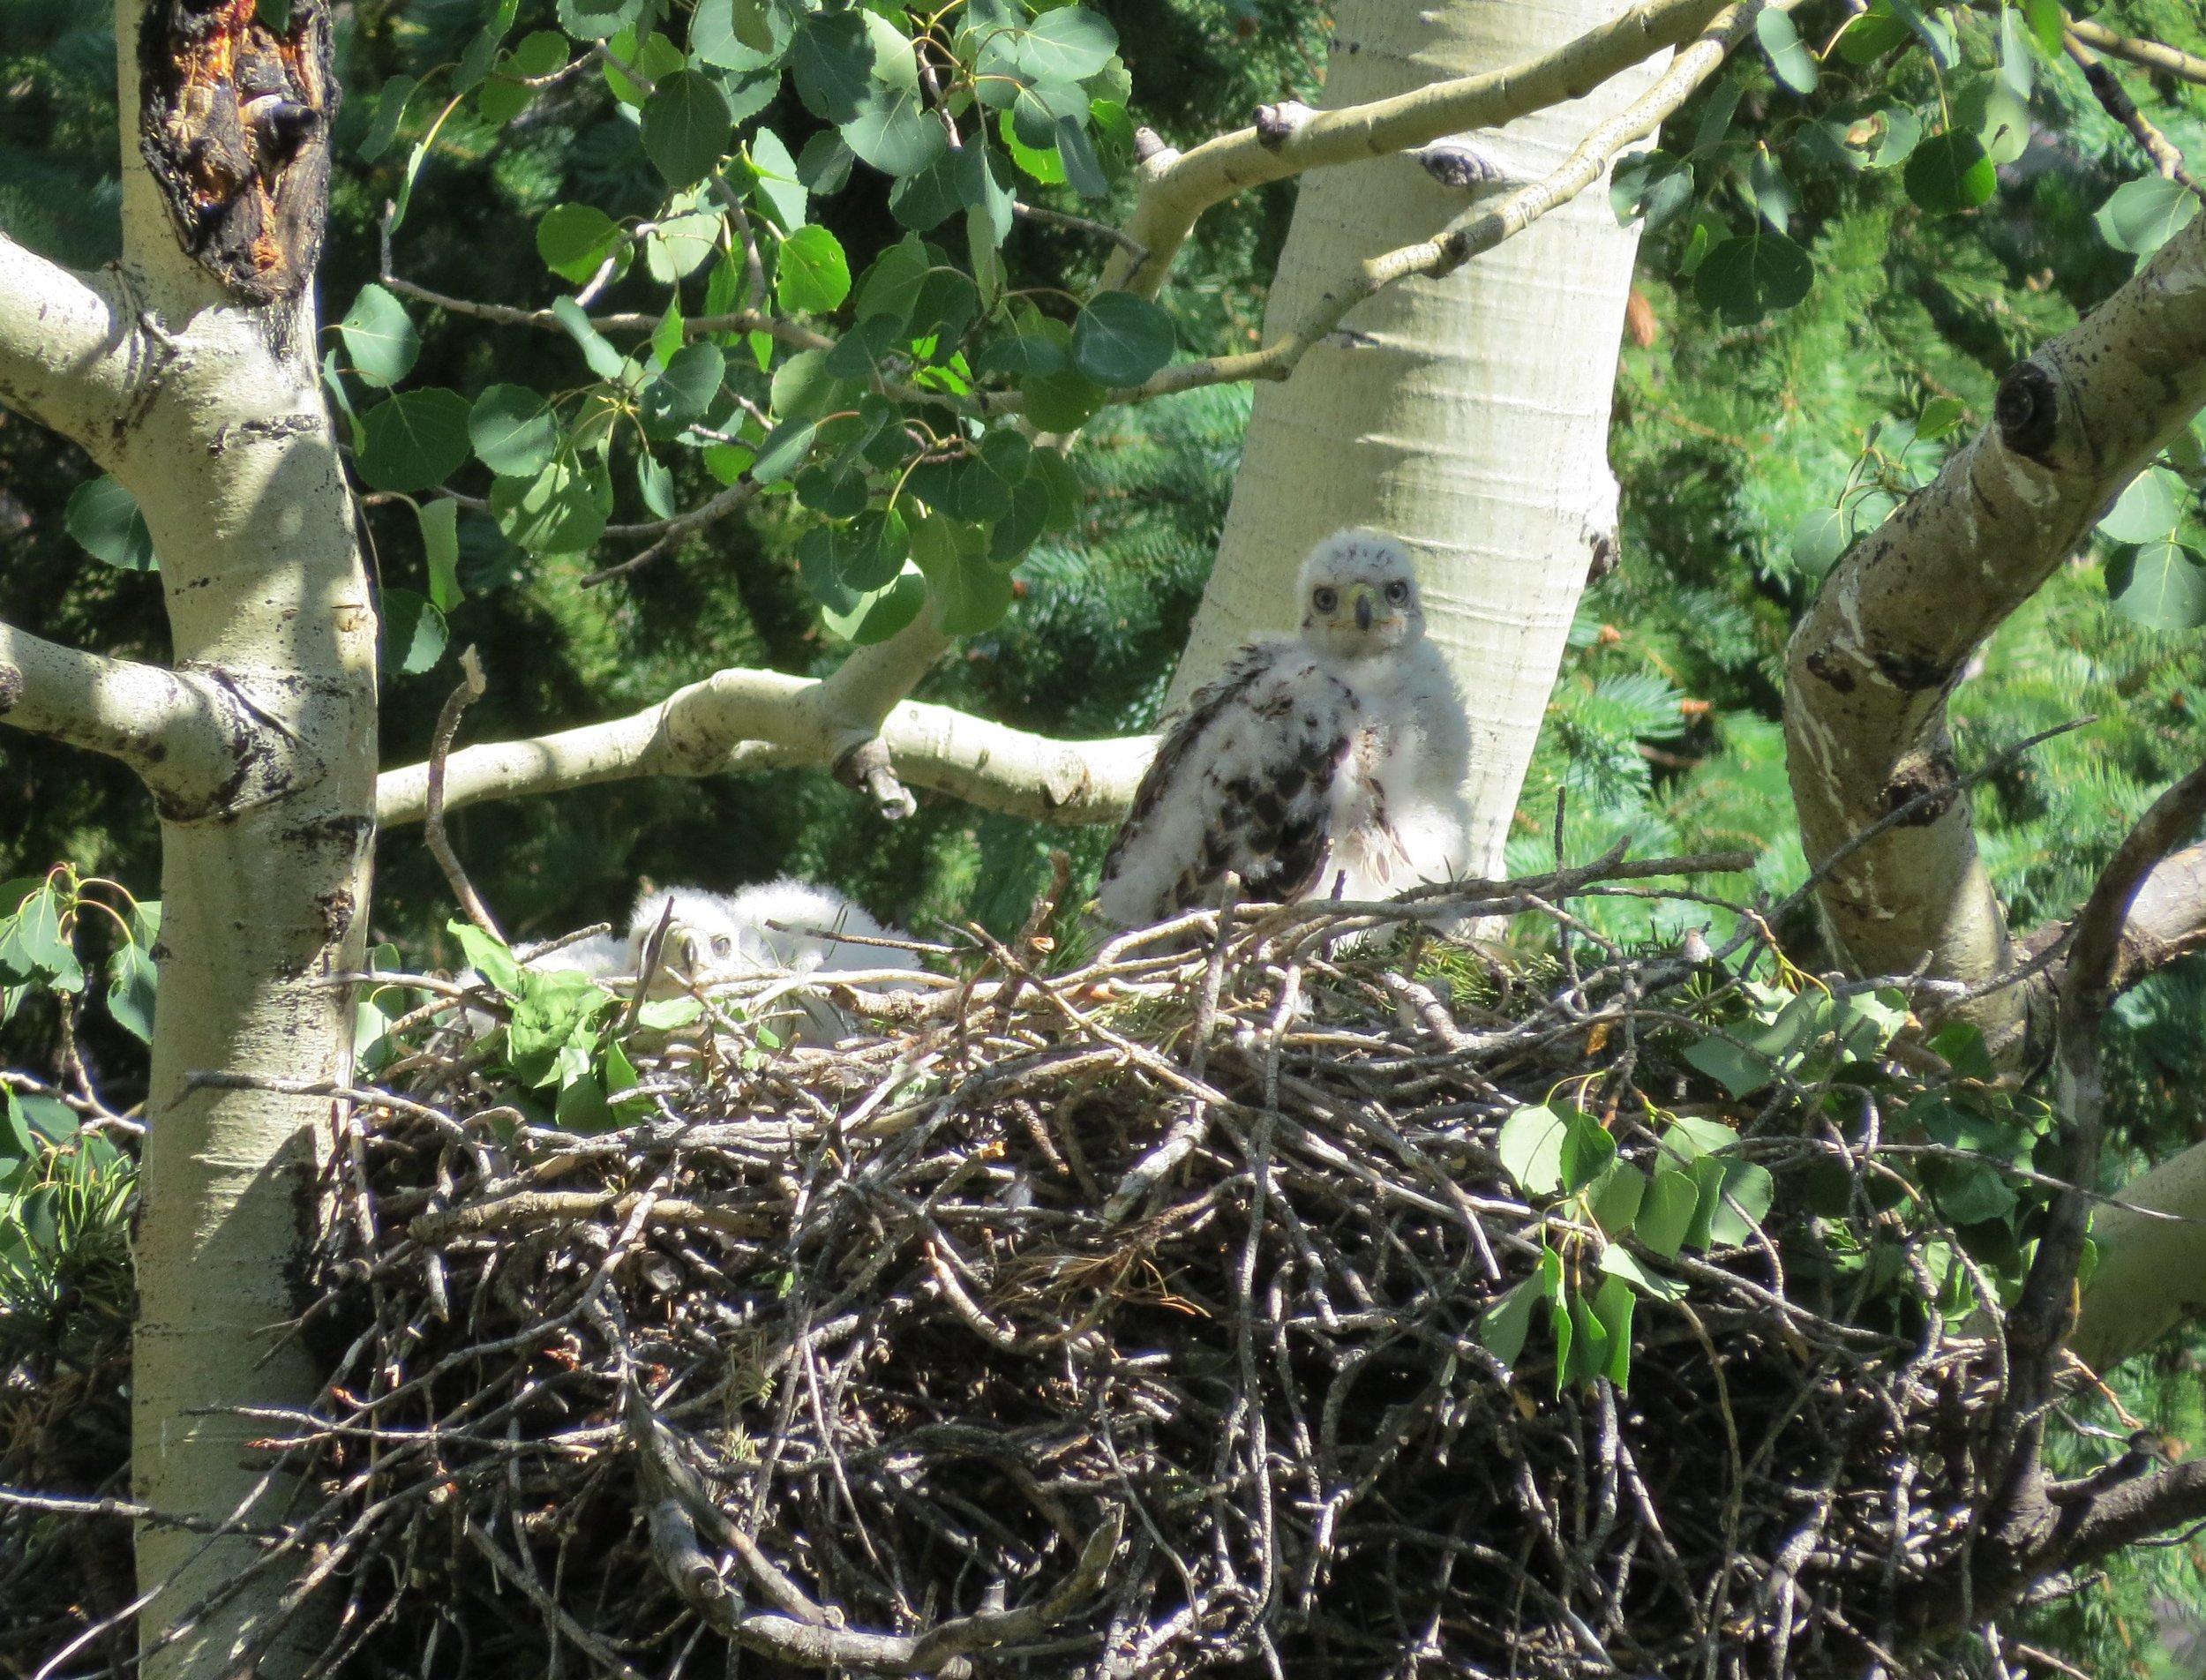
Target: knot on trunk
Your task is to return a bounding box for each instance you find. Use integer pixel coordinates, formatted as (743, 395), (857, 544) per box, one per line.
(1994, 359), (2060, 463)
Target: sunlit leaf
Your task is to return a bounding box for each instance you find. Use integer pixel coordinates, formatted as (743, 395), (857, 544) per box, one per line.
(356, 388), (473, 492)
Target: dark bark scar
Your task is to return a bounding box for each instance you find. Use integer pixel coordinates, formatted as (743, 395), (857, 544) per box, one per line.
(139, 0), (337, 302)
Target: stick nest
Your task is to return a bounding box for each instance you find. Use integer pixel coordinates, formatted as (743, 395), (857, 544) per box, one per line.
(16, 856), (2075, 1678)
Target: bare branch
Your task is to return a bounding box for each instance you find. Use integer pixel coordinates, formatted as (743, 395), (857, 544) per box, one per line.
(2107, 841), (2206, 994)
(1067, 4), (1747, 409)
(1783, 207), (2206, 1051)
(0, 234), (137, 448)
(1097, 0), (1730, 299)
(1988, 764), (2206, 1549)
(2066, 17), (2206, 87)
(2067, 32), (2198, 190)
(424, 646), (503, 940)
(375, 611), (1154, 829)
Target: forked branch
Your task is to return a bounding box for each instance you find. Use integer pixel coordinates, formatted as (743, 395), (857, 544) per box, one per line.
(376, 613), (1156, 828)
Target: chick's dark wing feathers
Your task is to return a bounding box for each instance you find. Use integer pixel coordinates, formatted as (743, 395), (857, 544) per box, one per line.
(1099, 641), (1354, 924)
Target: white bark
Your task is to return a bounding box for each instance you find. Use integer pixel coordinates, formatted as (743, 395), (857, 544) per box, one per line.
(377, 639), (1156, 827)
(7, 5), (378, 1674)
(1784, 210), (2206, 1049)
(1163, 0), (1663, 878)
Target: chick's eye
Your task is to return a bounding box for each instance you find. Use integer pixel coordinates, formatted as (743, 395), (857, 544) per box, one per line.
(1385, 580), (1409, 604)
(712, 934), (734, 959)
(1312, 588), (1338, 612)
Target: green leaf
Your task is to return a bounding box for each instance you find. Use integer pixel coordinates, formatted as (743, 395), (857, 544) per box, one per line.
(911, 509), (1013, 634)
(469, 385), (559, 477)
(603, 30), (687, 105)
(1031, 445), (1083, 529)
(356, 388), (474, 493)
(1747, 146), (1797, 231)
(791, 10), (873, 122)
(973, 333), (1067, 379)
(2023, 0), (2063, 56)
(1904, 131), (1995, 214)
(642, 71), (733, 186)
(990, 471), (1051, 563)
(1587, 1162), (1647, 1236)
(637, 453), (677, 519)
(647, 211), (723, 282)
(1660, 1115), (1742, 1164)
(748, 126), (807, 229)
(106, 940), (158, 1043)
(1790, 506), (1848, 576)
(537, 203), (626, 284)
(1917, 395), (1966, 441)
(480, 30), (568, 124)
(692, 0), (788, 67)
(1599, 1241), (1686, 1301)
(492, 460), (609, 554)
(1592, 1275), (1636, 1388)
(1001, 109), (1065, 184)
(1929, 1022), (1999, 1083)
(843, 500), (913, 586)
(2109, 541), (2206, 631)
(752, 417), (818, 484)
(2100, 467), (2187, 544)
(1054, 114), (1109, 199)
(0, 885), (81, 992)
(890, 151), (964, 229)
(509, 970), (613, 1086)
(858, 235), (932, 326)
(1935, 1162), (2019, 1225)
(360, 73), (416, 162)
(64, 476), (158, 573)
(1497, 1103), (1570, 1197)
(641, 341), (728, 436)
(1558, 1107), (1617, 1194)
(798, 130), (855, 193)
(844, 86), (945, 178)
(822, 566), (928, 643)
(1015, 6), (1117, 80)
(2097, 175), (2201, 258)
(1476, 1273), (1541, 1367)
(1682, 1031), (1773, 1097)
(1563, 1287), (1608, 1391)
(559, 0), (643, 41)
(1610, 151), (1693, 232)
(777, 224), (852, 313)
(1858, 103), (1921, 169)
(958, 139), (1016, 243)
(552, 296), (631, 383)
(1010, 77), (1087, 148)
(1071, 292), (1174, 387)
(1692, 229), (1812, 325)
(339, 282), (419, 388)
(1756, 8), (1818, 94)
(1705, 1159), (1775, 1246)
(417, 496), (463, 612)
(0, 1091), (33, 1165)
(379, 588), (448, 675)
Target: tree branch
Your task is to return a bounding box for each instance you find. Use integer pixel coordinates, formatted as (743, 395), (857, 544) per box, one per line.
(1067, 3), (1747, 409)
(2066, 17), (2206, 87)
(1782, 207), (2206, 1052)
(2067, 32), (2198, 190)
(0, 619), (269, 817)
(375, 615), (1156, 828)
(1988, 763), (2206, 1549)
(1095, 0), (1730, 299)
(0, 233), (138, 449)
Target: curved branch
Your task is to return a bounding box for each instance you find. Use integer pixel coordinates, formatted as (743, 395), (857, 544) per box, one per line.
(0, 619), (264, 816)
(1783, 207), (2206, 1051)
(1096, 0), (1729, 299)
(375, 614), (1156, 828)
(0, 234), (137, 449)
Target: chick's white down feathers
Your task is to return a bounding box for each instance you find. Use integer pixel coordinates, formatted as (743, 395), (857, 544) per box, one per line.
(1097, 528), (1473, 926)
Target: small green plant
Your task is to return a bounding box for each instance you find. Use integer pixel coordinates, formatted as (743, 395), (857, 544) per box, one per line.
(0, 865), (161, 1043)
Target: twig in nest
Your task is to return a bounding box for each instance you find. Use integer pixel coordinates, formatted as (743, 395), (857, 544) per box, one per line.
(424, 646), (502, 941)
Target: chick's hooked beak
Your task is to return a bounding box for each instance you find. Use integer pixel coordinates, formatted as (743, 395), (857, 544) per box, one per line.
(1353, 587), (1374, 632)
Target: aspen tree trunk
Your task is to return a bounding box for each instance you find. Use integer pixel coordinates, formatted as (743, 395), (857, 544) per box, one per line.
(1169, 0), (1661, 876)
(0, 4), (372, 1673)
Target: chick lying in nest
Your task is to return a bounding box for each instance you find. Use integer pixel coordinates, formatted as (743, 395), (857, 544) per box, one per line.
(507, 878), (927, 1046)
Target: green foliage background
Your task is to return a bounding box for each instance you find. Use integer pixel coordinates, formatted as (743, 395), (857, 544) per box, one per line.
(4, 0), (2206, 1668)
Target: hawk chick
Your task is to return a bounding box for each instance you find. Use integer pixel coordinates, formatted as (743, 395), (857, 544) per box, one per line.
(1097, 528), (1472, 926)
